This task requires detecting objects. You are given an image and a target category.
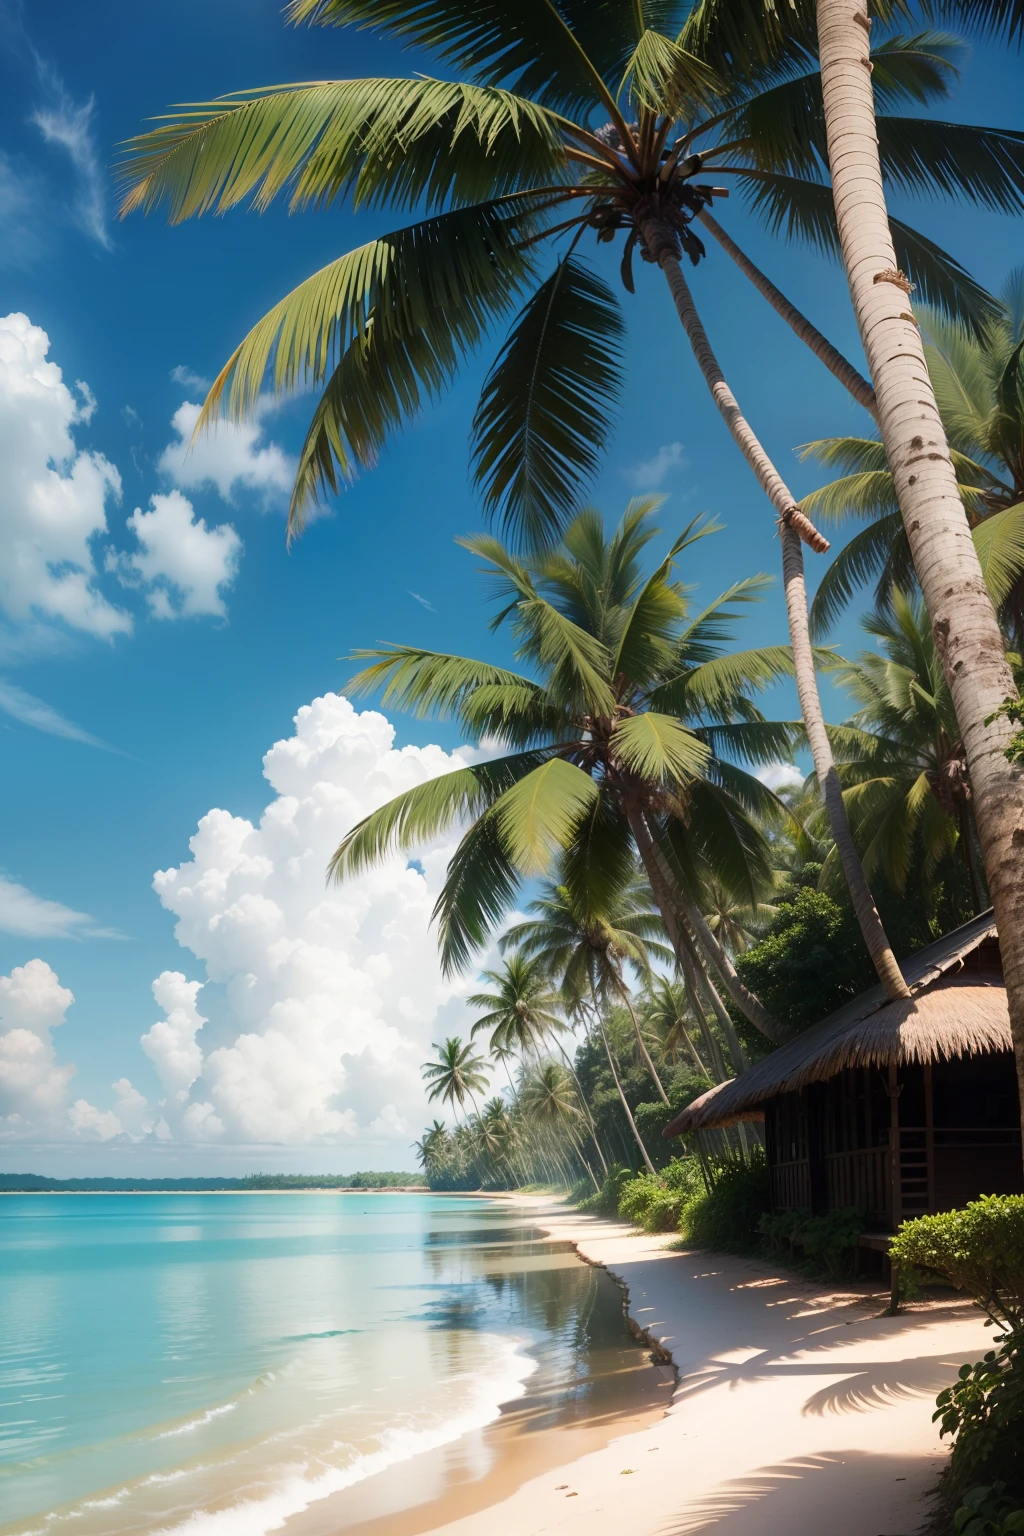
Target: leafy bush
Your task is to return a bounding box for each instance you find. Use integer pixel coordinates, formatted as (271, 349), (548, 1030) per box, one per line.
(576, 1164), (633, 1216)
(679, 1155), (770, 1254)
(889, 1197), (1024, 1332)
(617, 1158), (704, 1232)
(758, 1206), (865, 1279)
(892, 1198), (1024, 1510)
(955, 1484), (1024, 1536)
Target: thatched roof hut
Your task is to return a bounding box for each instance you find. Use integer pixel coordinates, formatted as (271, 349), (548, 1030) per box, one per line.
(665, 911), (1020, 1229)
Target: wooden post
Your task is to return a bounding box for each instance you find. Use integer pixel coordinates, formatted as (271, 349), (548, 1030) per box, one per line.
(924, 1062), (936, 1213)
(887, 1062), (903, 1314)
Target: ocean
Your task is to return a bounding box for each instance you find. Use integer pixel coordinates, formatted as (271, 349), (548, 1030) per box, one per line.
(0, 1194), (667, 1536)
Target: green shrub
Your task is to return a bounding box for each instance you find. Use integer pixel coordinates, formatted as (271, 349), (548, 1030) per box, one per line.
(617, 1158), (704, 1233)
(680, 1155), (770, 1254)
(955, 1484), (1024, 1536)
(889, 1197), (1024, 1333)
(576, 1164), (633, 1217)
(892, 1198), (1024, 1510)
(757, 1206), (865, 1279)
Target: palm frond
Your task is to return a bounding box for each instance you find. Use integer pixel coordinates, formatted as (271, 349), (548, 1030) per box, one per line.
(495, 757), (601, 874)
(117, 79), (565, 221)
(623, 28), (721, 115)
(472, 257), (625, 551)
(809, 515), (906, 638)
(974, 502), (1024, 607)
(611, 712), (710, 785)
(346, 645), (539, 722)
(434, 812), (521, 975)
(329, 750), (551, 878)
(285, 0), (630, 117)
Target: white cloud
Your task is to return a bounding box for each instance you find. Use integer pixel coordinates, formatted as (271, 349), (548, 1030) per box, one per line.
(140, 973), (206, 1105)
(0, 958), (77, 1138)
(625, 441), (686, 490)
(170, 365), (211, 392)
(756, 761), (805, 792)
(409, 591), (437, 613)
(158, 401), (295, 509)
(32, 65), (112, 252)
(112, 491), (242, 620)
(146, 694), (493, 1147)
(0, 679), (117, 750)
(0, 874), (113, 939)
(67, 1097), (122, 1140)
(0, 311), (128, 638)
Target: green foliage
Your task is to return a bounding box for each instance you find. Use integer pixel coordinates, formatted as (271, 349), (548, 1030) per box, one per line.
(889, 1197), (1024, 1333)
(893, 1199), (1024, 1511)
(616, 1157), (705, 1233)
(758, 1206), (865, 1279)
(679, 1155), (770, 1254)
(986, 700), (1024, 767)
(577, 1164), (634, 1217)
(736, 889), (877, 1031)
(955, 1484), (1024, 1536)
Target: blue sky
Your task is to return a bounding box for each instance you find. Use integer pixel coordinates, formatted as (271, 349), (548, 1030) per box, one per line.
(0, 0), (1021, 1175)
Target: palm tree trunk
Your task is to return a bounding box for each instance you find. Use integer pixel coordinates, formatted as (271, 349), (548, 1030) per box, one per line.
(780, 524), (911, 998)
(556, 1042), (610, 1175)
(679, 953), (728, 1081)
(627, 801), (790, 1041)
(817, 0), (1024, 1137)
(595, 1012), (656, 1175)
(697, 210), (877, 417)
(640, 229), (911, 1005)
(613, 974), (669, 1103)
(677, 923), (748, 1075)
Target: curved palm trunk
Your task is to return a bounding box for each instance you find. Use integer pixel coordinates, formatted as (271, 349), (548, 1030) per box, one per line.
(627, 801), (791, 1041)
(697, 210), (877, 417)
(641, 232), (910, 1004)
(817, 0), (1024, 1135)
(677, 924), (748, 1075)
(556, 1042), (610, 1176)
(595, 1012), (656, 1175)
(678, 951), (729, 1081)
(613, 974), (669, 1104)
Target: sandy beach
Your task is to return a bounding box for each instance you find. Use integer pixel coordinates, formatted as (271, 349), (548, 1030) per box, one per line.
(311, 1196), (993, 1536)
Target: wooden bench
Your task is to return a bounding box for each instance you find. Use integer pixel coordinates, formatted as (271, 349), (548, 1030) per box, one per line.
(857, 1231), (899, 1313)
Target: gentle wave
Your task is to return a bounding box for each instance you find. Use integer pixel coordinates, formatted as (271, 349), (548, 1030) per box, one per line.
(151, 1338), (537, 1536)
(154, 1401), (243, 1440)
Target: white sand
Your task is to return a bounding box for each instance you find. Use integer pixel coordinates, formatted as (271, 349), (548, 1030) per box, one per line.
(412, 1198), (990, 1536)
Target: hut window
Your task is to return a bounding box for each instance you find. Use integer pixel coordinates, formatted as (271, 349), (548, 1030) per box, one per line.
(932, 1054), (1018, 1128)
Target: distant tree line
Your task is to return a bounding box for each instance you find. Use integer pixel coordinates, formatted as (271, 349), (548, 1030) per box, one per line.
(0, 1172), (426, 1192)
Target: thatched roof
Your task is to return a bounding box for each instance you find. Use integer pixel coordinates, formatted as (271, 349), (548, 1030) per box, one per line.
(665, 910), (1006, 1135)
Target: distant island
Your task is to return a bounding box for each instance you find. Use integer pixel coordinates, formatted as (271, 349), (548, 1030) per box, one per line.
(0, 1172), (427, 1192)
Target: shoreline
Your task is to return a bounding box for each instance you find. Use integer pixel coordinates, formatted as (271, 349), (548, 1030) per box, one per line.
(321, 1196), (993, 1536)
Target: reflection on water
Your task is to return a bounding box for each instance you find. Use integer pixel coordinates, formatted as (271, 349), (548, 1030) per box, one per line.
(0, 1197), (666, 1536)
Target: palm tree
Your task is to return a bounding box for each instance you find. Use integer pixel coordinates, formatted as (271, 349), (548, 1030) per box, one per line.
(468, 954), (564, 1062)
(119, 2), (1024, 1005)
(702, 878), (776, 956)
(469, 950), (608, 1174)
(642, 973), (716, 1083)
(813, 0), (1024, 1137)
(518, 1060), (599, 1190)
(824, 591), (986, 907)
(421, 1037), (488, 1119)
(800, 274), (1024, 642)
(504, 876), (675, 1101)
(330, 501), (795, 1041)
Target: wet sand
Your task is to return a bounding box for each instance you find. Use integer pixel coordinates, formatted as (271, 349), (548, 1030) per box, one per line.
(303, 1198), (993, 1536)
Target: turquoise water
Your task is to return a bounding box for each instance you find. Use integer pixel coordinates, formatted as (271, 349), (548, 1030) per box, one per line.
(0, 1195), (656, 1536)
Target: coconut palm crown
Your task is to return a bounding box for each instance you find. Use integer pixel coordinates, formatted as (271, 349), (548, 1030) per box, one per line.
(801, 271), (1024, 640)
(116, 0), (1024, 540)
(329, 501), (798, 993)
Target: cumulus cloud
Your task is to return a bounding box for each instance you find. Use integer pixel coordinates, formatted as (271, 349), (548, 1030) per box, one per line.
(112, 491), (242, 620)
(0, 874), (115, 939)
(625, 441), (686, 490)
(0, 958), (152, 1142)
(141, 972), (206, 1105)
(158, 401), (295, 509)
(32, 64), (113, 251)
(0, 312), (128, 637)
(756, 761), (805, 792)
(146, 694), (493, 1147)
